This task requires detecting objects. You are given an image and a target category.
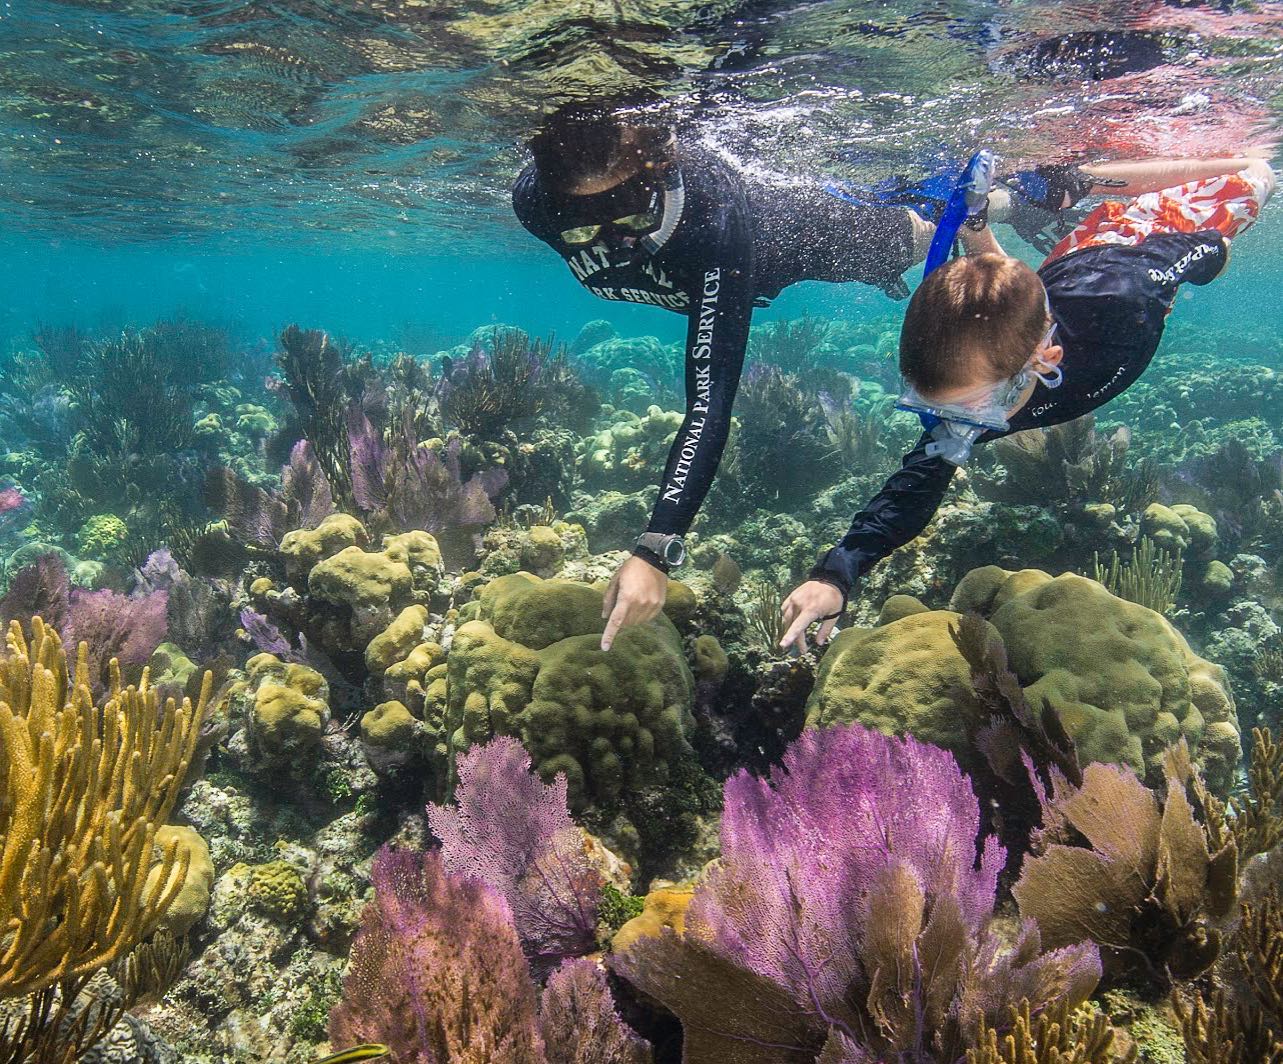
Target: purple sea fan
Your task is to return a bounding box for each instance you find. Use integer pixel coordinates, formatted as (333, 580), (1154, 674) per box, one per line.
(65, 587), (168, 692)
(383, 434), (507, 535)
(612, 723), (1099, 1062)
(239, 607), (293, 659)
(539, 958), (653, 1064)
(329, 846), (545, 1063)
(0, 553), (70, 631)
(136, 548), (182, 593)
(428, 737), (602, 975)
(281, 440), (335, 529)
(696, 723), (1005, 990)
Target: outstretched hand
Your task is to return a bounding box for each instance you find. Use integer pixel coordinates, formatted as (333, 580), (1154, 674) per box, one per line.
(779, 580), (846, 654)
(601, 555), (669, 651)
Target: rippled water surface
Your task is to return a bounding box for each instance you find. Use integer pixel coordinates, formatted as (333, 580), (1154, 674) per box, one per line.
(3, 0), (1282, 246)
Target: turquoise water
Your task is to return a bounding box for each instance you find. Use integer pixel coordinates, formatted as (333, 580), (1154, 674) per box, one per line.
(6, 2), (1283, 1063)
(3, 0), (1283, 345)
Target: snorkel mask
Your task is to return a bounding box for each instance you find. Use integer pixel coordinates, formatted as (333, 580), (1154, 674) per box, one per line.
(897, 371), (1031, 464)
(546, 137), (686, 267)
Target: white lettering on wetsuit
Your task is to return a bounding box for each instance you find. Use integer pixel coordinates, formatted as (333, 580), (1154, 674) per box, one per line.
(1087, 363), (1129, 401)
(1147, 242), (1218, 286)
(589, 286), (689, 310)
(662, 269), (721, 504)
(569, 248), (690, 308)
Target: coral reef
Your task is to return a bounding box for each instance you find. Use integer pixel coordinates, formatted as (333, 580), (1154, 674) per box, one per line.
(427, 737), (603, 974)
(329, 847), (650, 1063)
(0, 617), (210, 1060)
(612, 722), (1102, 1062)
(3, 307), (1277, 1063)
(444, 573), (711, 870)
(967, 1000), (1138, 1064)
(807, 566), (1241, 793)
(1012, 744), (1237, 988)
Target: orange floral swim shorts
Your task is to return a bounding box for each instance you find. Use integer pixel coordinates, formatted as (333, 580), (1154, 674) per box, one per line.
(1045, 164), (1273, 263)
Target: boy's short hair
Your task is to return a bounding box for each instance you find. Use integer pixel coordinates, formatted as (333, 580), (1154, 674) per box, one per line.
(899, 254), (1048, 394)
(528, 101), (674, 191)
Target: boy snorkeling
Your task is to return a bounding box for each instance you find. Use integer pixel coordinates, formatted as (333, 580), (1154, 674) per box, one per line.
(779, 154), (1277, 651)
(513, 102), (1084, 650)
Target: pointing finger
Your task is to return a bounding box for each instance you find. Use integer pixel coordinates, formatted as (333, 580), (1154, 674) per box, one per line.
(602, 572), (620, 619)
(601, 602), (627, 651)
(780, 612), (811, 654)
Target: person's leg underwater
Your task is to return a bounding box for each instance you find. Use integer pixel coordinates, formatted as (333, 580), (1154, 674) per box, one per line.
(1044, 157), (1276, 263)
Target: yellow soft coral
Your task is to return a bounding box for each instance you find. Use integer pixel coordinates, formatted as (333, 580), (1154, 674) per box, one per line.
(0, 617), (209, 997)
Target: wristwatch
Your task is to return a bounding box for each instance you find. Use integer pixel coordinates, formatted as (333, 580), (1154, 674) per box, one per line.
(634, 532), (686, 569)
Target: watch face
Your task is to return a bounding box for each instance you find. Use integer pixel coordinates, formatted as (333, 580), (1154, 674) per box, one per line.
(663, 538), (685, 565)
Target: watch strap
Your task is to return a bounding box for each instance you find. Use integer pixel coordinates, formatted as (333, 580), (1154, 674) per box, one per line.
(631, 544), (671, 574)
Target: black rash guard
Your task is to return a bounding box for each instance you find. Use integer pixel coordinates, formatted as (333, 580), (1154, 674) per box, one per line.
(512, 145), (915, 561)
(809, 229), (1231, 598)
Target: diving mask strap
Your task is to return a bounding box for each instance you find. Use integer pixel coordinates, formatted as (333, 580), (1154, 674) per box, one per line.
(1032, 362), (1063, 389)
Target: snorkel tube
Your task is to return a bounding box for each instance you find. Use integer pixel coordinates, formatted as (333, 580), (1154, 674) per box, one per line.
(902, 149), (1000, 465)
(922, 149), (996, 276)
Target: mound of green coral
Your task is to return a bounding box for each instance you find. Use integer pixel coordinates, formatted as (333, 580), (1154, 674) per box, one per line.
(443, 572), (712, 867)
(807, 565), (1241, 794)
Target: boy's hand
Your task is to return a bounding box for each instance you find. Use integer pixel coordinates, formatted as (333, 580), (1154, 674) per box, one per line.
(780, 580), (846, 654)
(601, 555), (668, 651)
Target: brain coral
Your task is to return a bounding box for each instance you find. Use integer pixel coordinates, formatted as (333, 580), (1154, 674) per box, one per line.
(806, 566), (1240, 795)
(445, 572), (701, 838)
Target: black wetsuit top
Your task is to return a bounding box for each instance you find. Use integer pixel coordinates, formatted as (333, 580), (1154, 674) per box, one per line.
(512, 145), (915, 560)
(809, 230), (1230, 598)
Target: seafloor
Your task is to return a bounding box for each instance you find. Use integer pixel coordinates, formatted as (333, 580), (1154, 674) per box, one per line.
(1, 311), (1282, 1062)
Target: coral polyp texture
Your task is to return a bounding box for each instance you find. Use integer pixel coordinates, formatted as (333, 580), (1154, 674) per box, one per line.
(807, 565), (1241, 794)
(444, 572), (707, 859)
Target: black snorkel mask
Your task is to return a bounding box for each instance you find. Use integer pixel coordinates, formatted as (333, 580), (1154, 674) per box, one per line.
(547, 162), (686, 268)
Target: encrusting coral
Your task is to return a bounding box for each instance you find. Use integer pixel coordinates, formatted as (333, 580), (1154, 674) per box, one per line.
(0, 616), (210, 1058)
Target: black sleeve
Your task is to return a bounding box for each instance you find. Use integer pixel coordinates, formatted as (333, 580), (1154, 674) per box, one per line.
(640, 258), (754, 547)
(1127, 230), (1229, 298)
(808, 431), (957, 596)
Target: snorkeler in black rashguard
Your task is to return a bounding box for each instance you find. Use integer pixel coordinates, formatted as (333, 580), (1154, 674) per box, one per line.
(513, 106), (958, 649)
(778, 156), (1278, 651)
(512, 105), (1174, 650)
(514, 126), (917, 533)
